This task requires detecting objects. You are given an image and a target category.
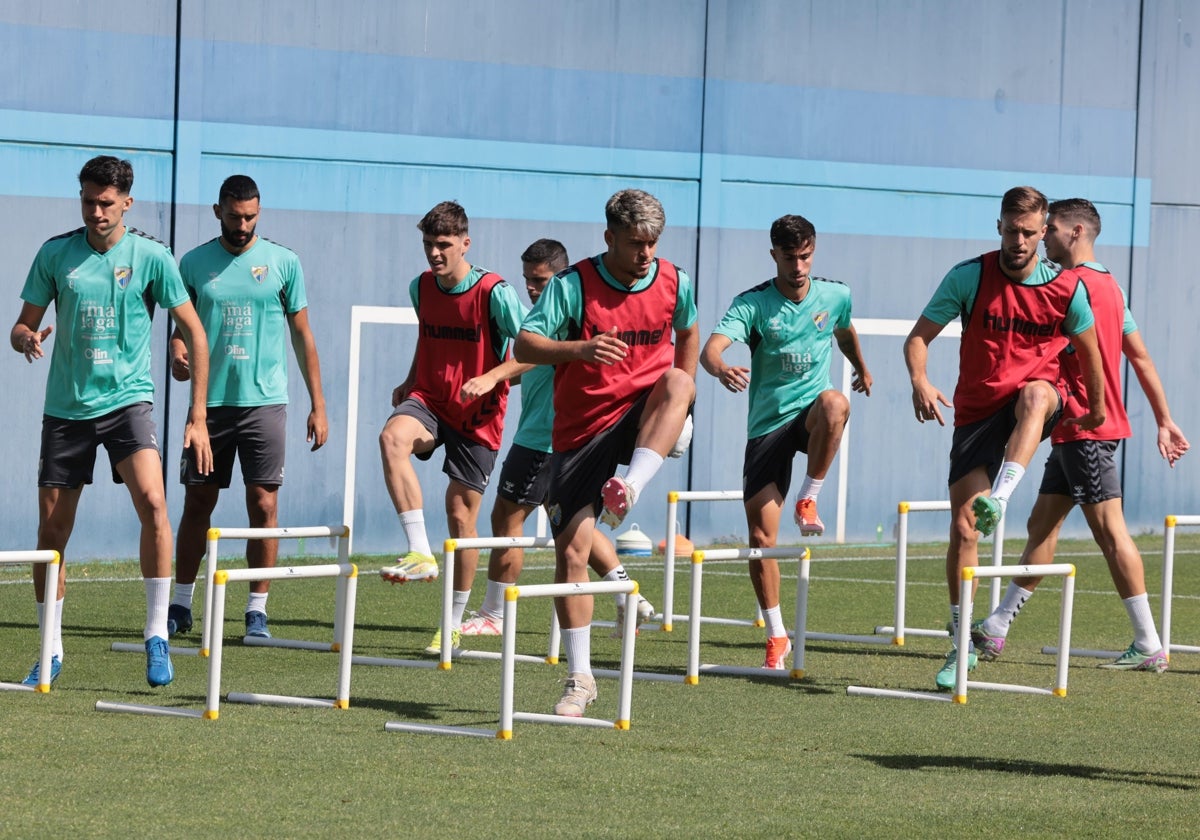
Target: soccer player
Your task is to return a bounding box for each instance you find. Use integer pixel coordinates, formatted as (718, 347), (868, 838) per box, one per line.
(971, 198), (1189, 671)
(515, 189), (697, 716)
(904, 185), (1105, 690)
(11, 154), (212, 688)
(166, 175), (328, 640)
(701, 214), (872, 669)
(461, 239), (658, 644)
(378, 201), (530, 654)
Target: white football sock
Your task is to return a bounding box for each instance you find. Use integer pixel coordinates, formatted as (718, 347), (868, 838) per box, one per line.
(399, 509), (433, 557)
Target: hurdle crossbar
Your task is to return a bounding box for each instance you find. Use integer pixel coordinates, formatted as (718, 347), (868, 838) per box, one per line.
(848, 562), (1075, 703)
(197, 525), (351, 657)
(661, 490), (760, 633)
(97, 562), (358, 720)
(873, 500), (1005, 644)
(686, 547), (810, 683)
(386, 579), (640, 739)
(0, 550), (61, 694)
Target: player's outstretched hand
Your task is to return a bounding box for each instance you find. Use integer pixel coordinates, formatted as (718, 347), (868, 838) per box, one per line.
(170, 348), (190, 381)
(20, 325), (53, 363)
(1159, 421), (1190, 468)
(460, 373), (496, 403)
(852, 368), (873, 396)
(184, 417), (213, 475)
(911, 381), (950, 425)
(1064, 405), (1106, 432)
(583, 327), (628, 366)
(307, 407), (329, 452)
(717, 365), (750, 392)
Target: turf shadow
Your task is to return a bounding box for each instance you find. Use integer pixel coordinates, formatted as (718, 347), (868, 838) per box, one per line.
(853, 753), (1200, 790)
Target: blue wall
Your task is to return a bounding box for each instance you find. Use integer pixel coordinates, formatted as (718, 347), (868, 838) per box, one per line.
(2, 0), (1196, 560)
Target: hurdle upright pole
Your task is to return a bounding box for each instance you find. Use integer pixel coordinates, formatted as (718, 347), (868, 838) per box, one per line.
(437, 536), (557, 669)
(0, 550), (60, 694)
(1158, 515), (1200, 658)
(889, 500), (952, 645)
(661, 490), (746, 632)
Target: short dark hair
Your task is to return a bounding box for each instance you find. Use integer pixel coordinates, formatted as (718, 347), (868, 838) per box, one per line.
(1000, 186), (1048, 219)
(520, 238), (569, 272)
(219, 174), (260, 205)
(79, 155), (133, 194)
(418, 201), (469, 237)
(1048, 197), (1101, 238)
(769, 215), (816, 249)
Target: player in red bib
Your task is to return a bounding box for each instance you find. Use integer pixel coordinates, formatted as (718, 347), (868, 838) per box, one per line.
(378, 202), (532, 655)
(971, 198), (1188, 673)
(905, 186), (1106, 690)
(517, 190), (698, 716)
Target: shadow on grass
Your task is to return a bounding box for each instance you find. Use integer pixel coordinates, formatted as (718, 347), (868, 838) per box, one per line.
(854, 753), (1200, 790)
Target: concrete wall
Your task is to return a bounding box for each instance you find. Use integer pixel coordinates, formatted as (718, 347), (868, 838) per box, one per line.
(2, 0), (1196, 559)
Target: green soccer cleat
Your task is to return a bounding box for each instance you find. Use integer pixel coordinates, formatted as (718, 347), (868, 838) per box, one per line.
(1099, 643), (1168, 673)
(972, 495), (1005, 537)
(935, 646), (977, 691)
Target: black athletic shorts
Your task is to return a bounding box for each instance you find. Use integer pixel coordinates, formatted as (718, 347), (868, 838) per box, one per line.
(39, 402), (159, 488)
(948, 390), (1062, 486)
(390, 397), (498, 494)
(544, 390), (649, 535)
(496, 443), (553, 507)
(743, 404), (814, 500)
(1038, 439), (1122, 505)
(179, 404), (287, 488)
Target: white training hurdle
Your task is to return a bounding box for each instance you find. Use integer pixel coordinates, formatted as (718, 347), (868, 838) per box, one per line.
(1158, 514), (1200, 659)
(873, 500), (1005, 644)
(0, 550), (61, 694)
(97, 561), (358, 719)
(848, 562), (1076, 704)
(437, 536), (559, 669)
(385, 579), (640, 739)
(661, 490), (762, 632)
(108, 525), (352, 660)
(685, 547), (810, 683)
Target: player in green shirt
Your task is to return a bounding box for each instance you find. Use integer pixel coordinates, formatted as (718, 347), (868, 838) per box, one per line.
(11, 155), (213, 688)
(703, 214), (871, 670)
(166, 175), (328, 641)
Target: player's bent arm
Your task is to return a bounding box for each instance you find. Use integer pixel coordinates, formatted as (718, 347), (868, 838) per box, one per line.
(834, 324), (872, 395)
(168, 325), (190, 381)
(1067, 326), (1105, 430)
(700, 332), (732, 378)
(1124, 330), (1189, 465)
(287, 308), (329, 449)
(515, 329), (578, 366)
(461, 358), (537, 402)
(1123, 330), (1173, 427)
(903, 316), (951, 423)
(393, 351), (418, 406)
(170, 302), (210, 422)
(170, 301), (214, 473)
(674, 321), (699, 378)
(11, 302), (52, 361)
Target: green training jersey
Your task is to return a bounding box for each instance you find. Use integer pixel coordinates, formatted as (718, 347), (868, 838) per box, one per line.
(713, 277), (852, 439)
(21, 227), (189, 420)
(180, 236), (307, 406)
(512, 363), (555, 453)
